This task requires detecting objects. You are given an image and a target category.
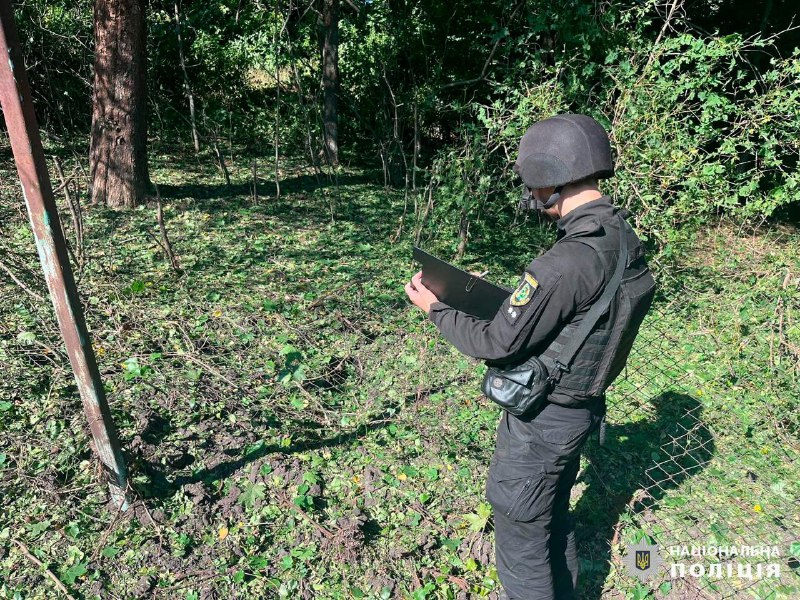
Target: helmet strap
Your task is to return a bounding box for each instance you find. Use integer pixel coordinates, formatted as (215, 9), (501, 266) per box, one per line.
(543, 186), (564, 209)
(519, 185), (564, 211)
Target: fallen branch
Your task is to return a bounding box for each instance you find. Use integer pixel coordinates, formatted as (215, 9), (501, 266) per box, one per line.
(165, 351), (242, 391)
(0, 258), (45, 302)
(12, 539), (76, 600)
(252, 159), (258, 204)
(307, 279), (364, 309)
(155, 566), (238, 593)
(211, 138), (231, 186)
(281, 498), (334, 539)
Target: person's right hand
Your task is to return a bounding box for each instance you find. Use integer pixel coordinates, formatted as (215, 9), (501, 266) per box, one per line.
(405, 271), (439, 314)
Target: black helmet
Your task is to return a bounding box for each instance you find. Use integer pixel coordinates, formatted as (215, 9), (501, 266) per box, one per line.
(514, 113), (613, 210)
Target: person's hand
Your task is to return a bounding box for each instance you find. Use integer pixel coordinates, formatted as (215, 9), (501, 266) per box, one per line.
(404, 271), (439, 314)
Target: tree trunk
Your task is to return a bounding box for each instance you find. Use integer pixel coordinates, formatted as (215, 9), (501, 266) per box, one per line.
(89, 0), (149, 209)
(456, 207), (469, 259)
(320, 0), (339, 167)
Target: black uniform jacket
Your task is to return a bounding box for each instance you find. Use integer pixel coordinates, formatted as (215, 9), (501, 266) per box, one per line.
(428, 196), (644, 406)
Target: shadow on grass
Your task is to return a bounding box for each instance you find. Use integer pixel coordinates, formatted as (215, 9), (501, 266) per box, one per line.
(575, 391), (714, 599)
(132, 382), (457, 500)
(155, 172), (376, 202)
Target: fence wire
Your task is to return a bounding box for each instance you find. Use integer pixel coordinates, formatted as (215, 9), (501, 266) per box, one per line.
(599, 288), (800, 599)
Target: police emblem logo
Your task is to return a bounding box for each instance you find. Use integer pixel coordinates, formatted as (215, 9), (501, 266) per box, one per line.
(510, 273), (539, 306)
(623, 542), (663, 583)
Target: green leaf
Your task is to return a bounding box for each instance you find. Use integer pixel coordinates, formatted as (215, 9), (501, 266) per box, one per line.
(630, 582), (652, 600)
(64, 522), (80, 539)
(238, 482), (265, 509)
(463, 509), (490, 533)
(16, 331), (36, 344)
(441, 537), (461, 552)
(790, 542), (800, 558)
(27, 520), (50, 538)
(244, 440), (265, 457)
(122, 357), (152, 380)
(62, 562), (87, 585)
(663, 495), (687, 508)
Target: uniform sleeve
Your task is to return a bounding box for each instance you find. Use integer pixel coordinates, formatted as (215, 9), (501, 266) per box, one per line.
(427, 259), (564, 362)
(427, 244), (605, 363)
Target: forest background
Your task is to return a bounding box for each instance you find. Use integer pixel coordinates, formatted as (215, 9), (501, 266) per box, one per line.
(0, 0), (799, 598)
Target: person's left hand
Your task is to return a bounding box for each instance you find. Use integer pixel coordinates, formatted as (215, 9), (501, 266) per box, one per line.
(405, 271), (439, 314)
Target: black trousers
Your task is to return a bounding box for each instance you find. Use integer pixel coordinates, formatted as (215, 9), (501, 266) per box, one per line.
(486, 400), (604, 600)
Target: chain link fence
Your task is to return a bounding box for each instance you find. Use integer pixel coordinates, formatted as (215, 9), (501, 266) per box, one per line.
(588, 284), (800, 599)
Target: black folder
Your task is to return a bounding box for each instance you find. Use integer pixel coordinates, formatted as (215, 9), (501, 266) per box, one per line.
(413, 247), (512, 321)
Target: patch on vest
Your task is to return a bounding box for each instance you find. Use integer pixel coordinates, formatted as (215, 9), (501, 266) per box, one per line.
(510, 273), (538, 306)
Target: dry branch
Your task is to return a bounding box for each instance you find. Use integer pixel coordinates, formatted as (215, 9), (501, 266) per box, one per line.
(12, 539), (77, 600)
(0, 258), (45, 302)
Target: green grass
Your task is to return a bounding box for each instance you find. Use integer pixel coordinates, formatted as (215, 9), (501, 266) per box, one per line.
(0, 157), (798, 599)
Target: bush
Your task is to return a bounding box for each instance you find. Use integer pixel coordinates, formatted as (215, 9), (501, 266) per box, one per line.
(416, 3), (800, 255)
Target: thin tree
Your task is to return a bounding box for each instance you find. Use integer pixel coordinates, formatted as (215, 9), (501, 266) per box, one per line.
(89, 0), (150, 208)
(174, 0), (200, 153)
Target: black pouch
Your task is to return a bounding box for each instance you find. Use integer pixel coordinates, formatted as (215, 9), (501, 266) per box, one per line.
(481, 355), (556, 417)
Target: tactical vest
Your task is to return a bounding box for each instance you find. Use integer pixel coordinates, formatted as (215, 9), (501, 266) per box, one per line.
(541, 215), (656, 405)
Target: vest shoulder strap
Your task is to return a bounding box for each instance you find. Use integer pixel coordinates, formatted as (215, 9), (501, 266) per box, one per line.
(549, 214), (628, 376)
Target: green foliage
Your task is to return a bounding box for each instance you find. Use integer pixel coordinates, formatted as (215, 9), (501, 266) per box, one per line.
(610, 34), (800, 245)
(15, 0), (800, 249)
(3, 0), (800, 595)
(0, 169), (797, 596)
(14, 0), (93, 134)
(416, 3), (800, 253)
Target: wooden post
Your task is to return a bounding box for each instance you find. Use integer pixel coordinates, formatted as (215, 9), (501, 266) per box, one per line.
(0, 0), (129, 509)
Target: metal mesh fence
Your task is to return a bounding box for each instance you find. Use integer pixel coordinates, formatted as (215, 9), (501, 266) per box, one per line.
(592, 286), (800, 599)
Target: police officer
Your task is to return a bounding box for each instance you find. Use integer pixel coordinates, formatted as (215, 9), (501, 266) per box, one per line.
(405, 113), (656, 599)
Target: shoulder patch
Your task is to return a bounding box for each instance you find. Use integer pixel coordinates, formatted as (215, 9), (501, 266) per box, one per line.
(510, 272), (538, 306)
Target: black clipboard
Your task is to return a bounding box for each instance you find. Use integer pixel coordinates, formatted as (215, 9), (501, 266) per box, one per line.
(413, 247), (512, 320)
